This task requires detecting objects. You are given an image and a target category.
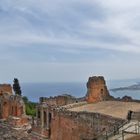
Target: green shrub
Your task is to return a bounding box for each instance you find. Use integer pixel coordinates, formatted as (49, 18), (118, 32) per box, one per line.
(22, 96), (37, 117)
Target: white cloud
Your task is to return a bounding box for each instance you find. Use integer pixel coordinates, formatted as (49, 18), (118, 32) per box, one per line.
(0, 0), (140, 53)
(0, 0), (140, 81)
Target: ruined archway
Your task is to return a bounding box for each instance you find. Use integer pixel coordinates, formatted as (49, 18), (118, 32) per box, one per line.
(44, 111), (47, 124)
(3, 102), (9, 119)
(49, 112), (52, 124)
(38, 110), (41, 119)
(20, 106), (23, 116)
(15, 106), (18, 116)
(0, 103), (2, 119)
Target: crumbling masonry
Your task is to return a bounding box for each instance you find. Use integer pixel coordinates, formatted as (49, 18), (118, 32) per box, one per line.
(0, 84), (28, 127)
(32, 76), (123, 140)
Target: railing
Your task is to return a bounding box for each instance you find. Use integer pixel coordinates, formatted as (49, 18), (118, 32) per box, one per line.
(94, 110), (140, 140)
(94, 120), (129, 140)
(121, 121), (140, 140)
(106, 121), (129, 139)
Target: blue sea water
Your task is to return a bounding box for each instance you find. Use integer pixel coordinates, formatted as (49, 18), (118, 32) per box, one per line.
(21, 79), (140, 102)
(21, 82), (87, 102)
(107, 79), (140, 100)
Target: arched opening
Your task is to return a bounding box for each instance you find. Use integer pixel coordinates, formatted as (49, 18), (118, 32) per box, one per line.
(15, 106), (18, 116)
(44, 111), (47, 125)
(11, 106), (14, 115)
(20, 106), (23, 115)
(38, 110), (41, 119)
(0, 104), (2, 119)
(48, 112), (52, 137)
(3, 102), (9, 119)
(49, 112), (52, 124)
(101, 89), (104, 94)
(100, 89), (104, 100)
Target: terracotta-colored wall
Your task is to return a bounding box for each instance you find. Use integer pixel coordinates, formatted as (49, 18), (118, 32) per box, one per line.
(10, 101), (24, 116)
(50, 111), (124, 140)
(86, 76), (110, 103)
(32, 126), (50, 138)
(0, 84), (12, 95)
(33, 103), (125, 140)
(2, 101), (10, 119)
(40, 96), (77, 106)
(0, 95), (25, 119)
(50, 114), (96, 140)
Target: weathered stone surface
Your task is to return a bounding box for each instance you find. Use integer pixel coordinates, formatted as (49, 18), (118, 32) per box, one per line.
(33, 101), (125, 140)
(0, 84), (12, 95)
(50, 113), (96, 140)
(121, 96), (133, 102)
(86, 76), (111, 103)
(0, 83), (28, 127)
(32, 76), (116, 139)
(0, 121), (43, 140)
(0, 93), (26, 120)
(39, 94), (81, 106)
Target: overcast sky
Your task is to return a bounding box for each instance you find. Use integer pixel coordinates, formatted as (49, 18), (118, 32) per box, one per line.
(0, 0), (140, 83)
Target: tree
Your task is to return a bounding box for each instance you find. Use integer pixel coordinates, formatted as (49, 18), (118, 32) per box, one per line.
(13, 78), (22, 96)
(22, 96), (36, 116)
(22, 96), (29, 104)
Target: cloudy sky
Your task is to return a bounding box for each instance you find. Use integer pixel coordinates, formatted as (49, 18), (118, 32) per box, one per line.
(0, 0), (140, 83)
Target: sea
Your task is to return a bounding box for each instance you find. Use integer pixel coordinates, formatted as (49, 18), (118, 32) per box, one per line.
(21, 79), (140, 102)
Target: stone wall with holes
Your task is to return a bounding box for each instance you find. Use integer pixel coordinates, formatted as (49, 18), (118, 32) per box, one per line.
(39, 95), (80, 106)
(0, 93), (25, 119)
(0, 83), (28, 127)
(32, 104), (125, 140)
(86, 76), (113, 103)
(0, 91), (28, 127)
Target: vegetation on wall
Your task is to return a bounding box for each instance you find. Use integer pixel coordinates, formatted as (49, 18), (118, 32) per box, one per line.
(22, 96), (37, 116)
(12, 78), (37, 116)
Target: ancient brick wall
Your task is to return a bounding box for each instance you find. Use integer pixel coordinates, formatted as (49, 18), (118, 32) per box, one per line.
(39, 95), (78, 106)
(1, 98), (10, 119)
(33, 103), (125, 140)
(32, 76), (118, 139)
(50, 113), (96, 140)
(32, 126), (50, 138)
(0, 84), (12, 95)
(50, 110), (124, 140)
(0, 94), (25, 119)
(86, 76), (111, 103)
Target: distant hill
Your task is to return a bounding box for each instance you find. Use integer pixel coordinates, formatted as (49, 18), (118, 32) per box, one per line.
(110, 82), (140, 91)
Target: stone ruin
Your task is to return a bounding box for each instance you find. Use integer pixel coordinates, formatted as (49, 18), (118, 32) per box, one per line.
(31, 76), (120, 140)
(0, 76), (127, 140)
(86, 76), (112, 103)
(32, 97), (124, 140)
(0, 84), (12, 95)
(39, 94), (81, 106)
(0, 84), (28, 128)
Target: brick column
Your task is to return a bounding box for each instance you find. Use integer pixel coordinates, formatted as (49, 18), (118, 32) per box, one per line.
(41, 107), (44, 128)
(36, 107), (38, 118)
(46, 108), (49, 129)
